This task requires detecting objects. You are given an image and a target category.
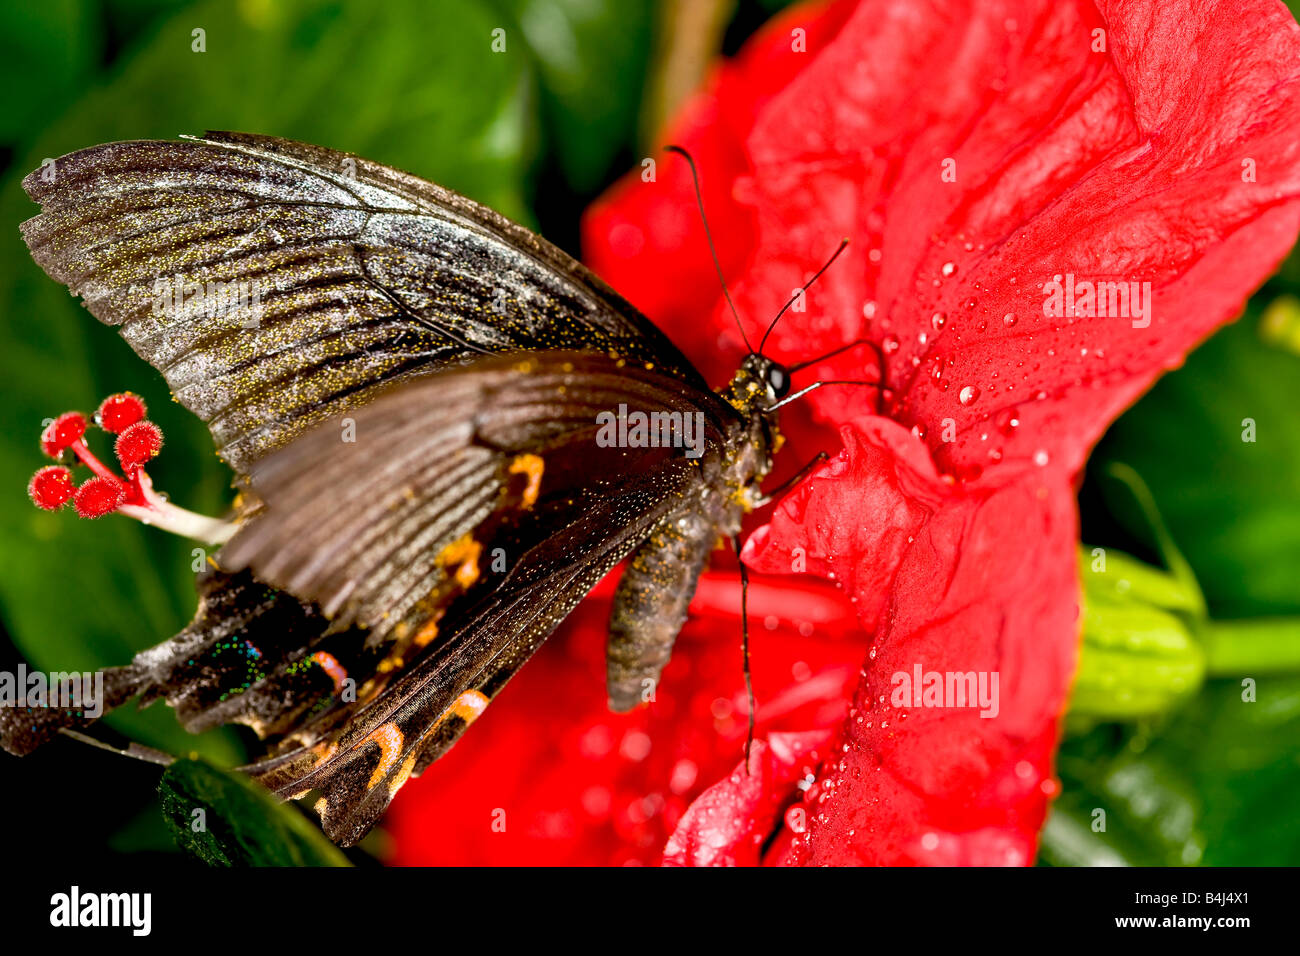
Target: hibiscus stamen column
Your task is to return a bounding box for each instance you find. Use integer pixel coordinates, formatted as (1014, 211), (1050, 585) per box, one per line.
(27, 392), (237, 545)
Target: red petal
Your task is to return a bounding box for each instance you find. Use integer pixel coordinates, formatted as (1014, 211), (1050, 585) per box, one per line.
(782, 468), (1079, 864)
(743, 418), (943, 635)
(583, 0), (1300, 866)
(734, 0), (1300, 476)
(385, 569), (862, 865)
(662, 730), (832, 867)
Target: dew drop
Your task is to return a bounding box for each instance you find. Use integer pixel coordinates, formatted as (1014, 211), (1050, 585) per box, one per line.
(882, 334), (901, 354)
(940, 261), (957, 277)
(1002, 313), (1017, 327)
(958, 385), (980, 405)
(931, 312), (947, 331)
(995, 407), (1021, 434)
(862, 300), (877, 320)
(1034, 450), (1050, 466)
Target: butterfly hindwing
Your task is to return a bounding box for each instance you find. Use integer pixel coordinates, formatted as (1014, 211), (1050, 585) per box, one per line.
(218, 350), (739, 843)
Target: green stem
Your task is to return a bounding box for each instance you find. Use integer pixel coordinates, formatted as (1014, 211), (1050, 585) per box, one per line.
(1203, 618), (1300, 675)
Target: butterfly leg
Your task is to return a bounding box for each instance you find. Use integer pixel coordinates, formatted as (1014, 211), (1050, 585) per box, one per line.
(752, 451), (830, 508)
(606, 508), (717, 712)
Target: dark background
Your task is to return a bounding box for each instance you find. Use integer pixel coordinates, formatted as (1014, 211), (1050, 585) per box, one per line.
(1, 0), (1298, 866)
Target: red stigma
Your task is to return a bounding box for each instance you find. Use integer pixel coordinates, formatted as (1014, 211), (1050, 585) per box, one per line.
(27, 392), (233, 544)
(41, 411), (87, 458)
(28, 466), (75, 511)
(28, 396), (166, 519)
(96, 392), (147, 433)
(115, 421), (163, 472)
(74, 476), (126, 518)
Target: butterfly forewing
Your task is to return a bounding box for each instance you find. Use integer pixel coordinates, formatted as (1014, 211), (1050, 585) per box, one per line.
(20, 132), (705, 475)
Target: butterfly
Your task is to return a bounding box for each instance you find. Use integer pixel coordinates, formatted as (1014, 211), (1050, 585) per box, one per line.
(4, 132), (865, 846)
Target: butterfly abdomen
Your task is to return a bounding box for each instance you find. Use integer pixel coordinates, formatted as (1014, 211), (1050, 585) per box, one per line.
(607, 495), (738, 712)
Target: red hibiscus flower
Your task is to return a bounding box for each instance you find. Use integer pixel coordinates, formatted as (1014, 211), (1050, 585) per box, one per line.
(389, 0), (1300, 865)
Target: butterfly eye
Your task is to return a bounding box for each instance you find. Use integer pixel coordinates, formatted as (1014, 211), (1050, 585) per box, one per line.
(765, 364), (790, 399)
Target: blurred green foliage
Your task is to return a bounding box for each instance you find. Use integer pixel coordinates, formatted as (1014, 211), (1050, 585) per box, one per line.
(0, 0), (1296, 866)
(1050, 258), (1300, 866)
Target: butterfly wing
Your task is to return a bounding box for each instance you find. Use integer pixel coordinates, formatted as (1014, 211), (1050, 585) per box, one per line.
(216, 350), (739, 844)
(20, 132), (705, 475)
(15, 134), (744, 845)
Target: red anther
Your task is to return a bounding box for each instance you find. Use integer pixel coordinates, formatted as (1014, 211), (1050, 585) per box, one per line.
(28, 466), (75, 511)
(73, 476), (126, 518)
(96, 392), (148, 433)
(115, 421), (163, 472)
(40, 412), (87, 458)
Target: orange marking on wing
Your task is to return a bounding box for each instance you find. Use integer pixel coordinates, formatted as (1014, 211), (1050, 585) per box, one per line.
(437, 534), (482, 590)
(413, 609), (445, 648)
(450, 689), (490, 723)
(429, 689), (491, 735)
(311, 651), (348, 693)
(386, 691), (493, 798)
(508, 453), (545, 508)
(310, 740), (339, 764)
(362, 723), (404, 789)
(389, 752), (421, 798)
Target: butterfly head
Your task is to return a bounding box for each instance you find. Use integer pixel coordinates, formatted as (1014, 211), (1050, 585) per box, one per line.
(727, 352), (791, 415)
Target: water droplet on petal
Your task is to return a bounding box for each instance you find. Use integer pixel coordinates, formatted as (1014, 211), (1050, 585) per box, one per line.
(931, 312), (947, 331)
(1034, 449), (1050, 466)
(862, 300), (877, 319)
(1003, 313), (1017, 327)
(940, 261), (957, 277)
(995, 407), (1021, 434)
(958, 385), (980, 405)
(882, 334), (901, 354)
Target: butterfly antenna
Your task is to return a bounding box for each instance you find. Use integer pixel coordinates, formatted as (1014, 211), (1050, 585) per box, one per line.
(732, 535), (756, 775)
(665, 145), (753, 353)
(758, 238), (851, 356)
(58, 728), (176, 767)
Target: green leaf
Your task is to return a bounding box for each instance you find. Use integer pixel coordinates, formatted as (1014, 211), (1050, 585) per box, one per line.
(159, 757), (349, 866)
(0, 0), (541, 761)
(1045, 677), (1300, 866)
(1089, 307), (1300, 618)
(503, 0), (655, 190)
(0, 0), (99, 144)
